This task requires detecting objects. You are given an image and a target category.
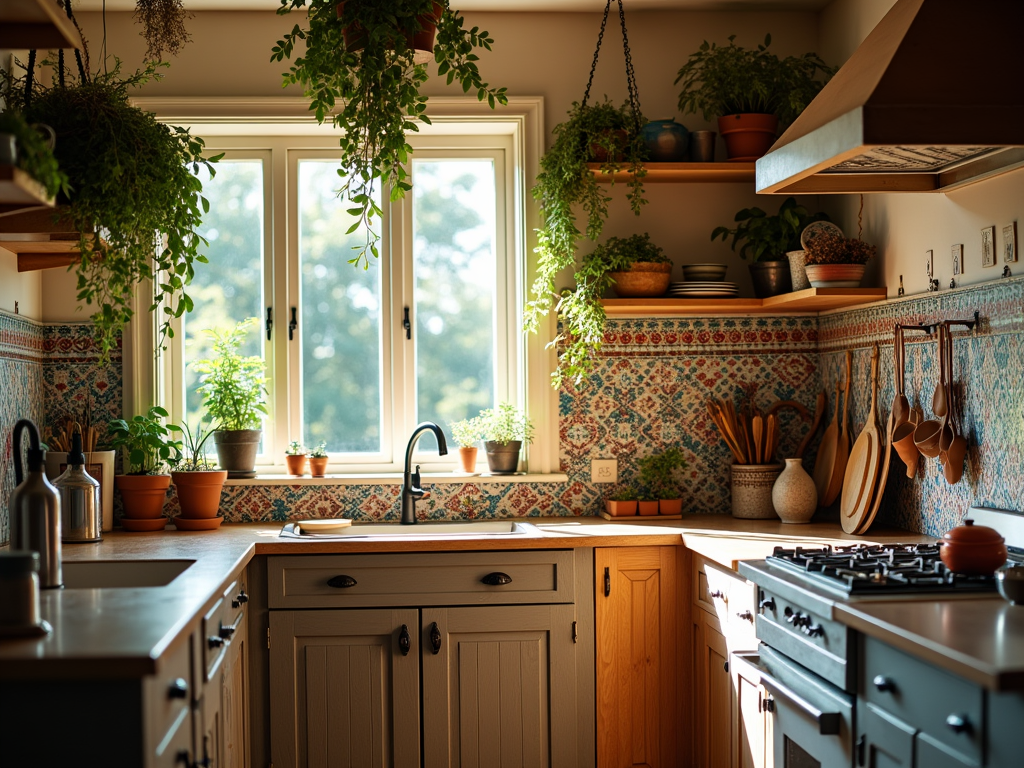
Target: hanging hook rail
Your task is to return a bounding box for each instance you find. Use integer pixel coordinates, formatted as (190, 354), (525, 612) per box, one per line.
(897, 311), (980, 336)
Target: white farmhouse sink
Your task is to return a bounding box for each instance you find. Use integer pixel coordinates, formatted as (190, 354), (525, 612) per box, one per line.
(62, 559), (195, 589)
(324, 520), (533, 538)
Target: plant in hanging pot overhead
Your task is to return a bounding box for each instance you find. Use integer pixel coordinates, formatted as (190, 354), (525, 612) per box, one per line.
(712, 197), (830, 298)
(449, 416), (483, 473)
(107, 406), (182, 529)
(194, 318), (269, 479)
(168, 421), (227, 530)
(271, 0), (507, 269)
(479, 403), (533, 475)
(675, 34), (835, 161)
(803, 228), (876, 288)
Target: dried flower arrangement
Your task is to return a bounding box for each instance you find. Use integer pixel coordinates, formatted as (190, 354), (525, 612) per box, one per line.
(804, 229), (876, 265)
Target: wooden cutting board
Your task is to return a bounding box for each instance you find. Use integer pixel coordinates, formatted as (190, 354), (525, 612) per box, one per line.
(856, 409), (894, 535)
(813, 381), (841, 504)
(841, 345), (882, 534)
(823, 350), (853, 507)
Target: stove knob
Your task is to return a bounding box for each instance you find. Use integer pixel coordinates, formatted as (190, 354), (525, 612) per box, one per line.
(946, 714), (971, 735)
(873, 675), (896, 693)
(759, 596), (776, 613)
(803, 623), (824, 638)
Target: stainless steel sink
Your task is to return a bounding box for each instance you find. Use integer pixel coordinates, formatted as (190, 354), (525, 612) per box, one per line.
(62, 559), (195, 589)
(324, 520), (533, 538)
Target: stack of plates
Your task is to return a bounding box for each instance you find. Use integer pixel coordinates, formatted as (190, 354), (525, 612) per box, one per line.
(667, 281), (739, 298)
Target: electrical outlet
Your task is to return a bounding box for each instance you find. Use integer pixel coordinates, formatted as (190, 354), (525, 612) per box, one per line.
(591, 459), (617, 484)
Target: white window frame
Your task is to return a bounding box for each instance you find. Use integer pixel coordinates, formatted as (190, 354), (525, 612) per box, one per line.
(132, 96), (559, 478)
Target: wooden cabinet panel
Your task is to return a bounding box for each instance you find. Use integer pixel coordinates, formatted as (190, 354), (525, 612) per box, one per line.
(269, 609), (420, 768)
(595, 546), (685, 768)
(221, 612), (248, 768)
(422, 604), (577, 768)
(731, 653), (770, 768)
(693, 612), (732, 768)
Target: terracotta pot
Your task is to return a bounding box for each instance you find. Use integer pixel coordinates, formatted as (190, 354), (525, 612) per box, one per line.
(457, 446), (478, 473)
(605, 499), (638, 517)
(804, 263), (866, 288)
(730, 463), (782, 519)
(940, 519), (1007, 576)
(172, 470), (228, 520)
(336, 1), (442, 62)
(717, 113), (779, 161)
(590, 129), (629, 162)
(609, 262), (673, 298)
(659, 498), (683, 516)
(308, 457), (329, 478)
(638, 500), (660, 516)
(285, 454), (307, 477)
(115, 474), (171, 519)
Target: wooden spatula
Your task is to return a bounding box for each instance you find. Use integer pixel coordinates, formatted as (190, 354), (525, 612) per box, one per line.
(841, 345), (882, 533)
(813, 380), (842, 504)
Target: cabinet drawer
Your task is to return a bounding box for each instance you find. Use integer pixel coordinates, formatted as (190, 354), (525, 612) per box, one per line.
(144, 633), (192, 766)
(201, 570), (248, 682)
(861, 637), (983, 763)
(269, 550), (575, 608)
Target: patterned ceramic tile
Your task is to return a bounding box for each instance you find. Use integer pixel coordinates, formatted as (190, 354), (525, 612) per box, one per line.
(42, 324), (122, 435)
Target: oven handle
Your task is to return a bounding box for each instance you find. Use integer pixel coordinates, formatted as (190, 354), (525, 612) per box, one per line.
(759, 668), (842, 736)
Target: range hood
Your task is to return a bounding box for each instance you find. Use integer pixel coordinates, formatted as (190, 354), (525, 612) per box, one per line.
(756, 0), (1024, 194)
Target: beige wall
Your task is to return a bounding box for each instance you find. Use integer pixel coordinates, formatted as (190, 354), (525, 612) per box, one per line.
(818, 0), (1024, 297)
(0, 251), (42, 320)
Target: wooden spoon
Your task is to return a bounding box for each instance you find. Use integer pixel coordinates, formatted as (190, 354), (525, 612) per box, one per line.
(932, 323), (948, 418)
(892, 324), (910, 428)
(813, 380), (842, 505)
(842, 345), (882, 533)
(752, 415), (764, 464)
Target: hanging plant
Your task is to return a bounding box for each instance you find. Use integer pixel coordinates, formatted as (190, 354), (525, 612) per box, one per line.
(134, 0), (193, 61)
(524, 0), (648, 389)
(2, 44), (220, 360)
(271, 0), (507, 269)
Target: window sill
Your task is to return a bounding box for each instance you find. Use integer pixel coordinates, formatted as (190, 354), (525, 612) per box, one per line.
(224, 472), (569, 486)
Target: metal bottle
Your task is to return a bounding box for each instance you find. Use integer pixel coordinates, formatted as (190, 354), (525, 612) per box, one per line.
(55, 432), (102, 543)
(10, 419), (62, 588)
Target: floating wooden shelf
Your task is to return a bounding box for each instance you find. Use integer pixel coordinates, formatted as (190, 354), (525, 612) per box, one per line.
(0, 206), (88, 272)
(0, 166), (55, 216)
(602, 287), (887, 316)
(0, 0), (84, 49)
(588, 162), (756, 184)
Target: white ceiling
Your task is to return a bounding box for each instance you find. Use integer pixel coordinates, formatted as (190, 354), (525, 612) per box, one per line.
(75, 0), (832, 12)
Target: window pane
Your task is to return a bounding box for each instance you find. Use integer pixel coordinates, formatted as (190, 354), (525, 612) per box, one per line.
(183, 160), (266, 427)
(298, 160), (383, 453)
(412, 159), (497, 440)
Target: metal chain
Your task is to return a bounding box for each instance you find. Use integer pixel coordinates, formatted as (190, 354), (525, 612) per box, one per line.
(63, 0), (87, 84)
(581, 0), (643, 131)
(581, 0), (613, 109)
(24, 49), (36, 107)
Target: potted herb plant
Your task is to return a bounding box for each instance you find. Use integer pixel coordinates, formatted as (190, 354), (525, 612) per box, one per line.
(108, 406), (182, 529)
(479, 403), (533, 474)
(604, 486), (639, 517)
(285, 441), (308, 477)
(308, 442), (329, 478)
(271, 0), (507, 268)
(675, 34), (835, 160)
(169, 421), (227, 529)
(194, 318), (268, 477)
(804, 229), (876, 287)
(449, 416), (483, 473)
(712, 197), (829, 298)
(638, 447), (688, 515)
(0, 109), (68, 201)
(2, 55), (220, 360)
(525, 98), (647, 389)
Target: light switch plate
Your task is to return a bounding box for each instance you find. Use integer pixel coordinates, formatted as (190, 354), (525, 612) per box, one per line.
(1004, 222), (1018, 263)
(951, 244), (964, 276)
(925, 249), (934, 277)
(591, 459), (617, 484)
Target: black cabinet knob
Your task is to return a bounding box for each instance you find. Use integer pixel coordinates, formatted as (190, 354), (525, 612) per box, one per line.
(873, 675), (896, 693)
(232, 590), (249, 608)
(168, 678), (188, 699)
(398, 624), (411, 656)
(219, 623), (236, 640)
(481, 572), (513, 586)
(762, 696), (775, 713)
(208, 636), (224, 649)
(736, 610), (754, 623)
(430, 622), (442, 655)
(946, 714), (971, 734)
(327, 575), (358, 589)
(708, 589), (726, 600)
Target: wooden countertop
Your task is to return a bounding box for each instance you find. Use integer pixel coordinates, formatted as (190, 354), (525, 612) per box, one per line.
(0, 515), (935, 681)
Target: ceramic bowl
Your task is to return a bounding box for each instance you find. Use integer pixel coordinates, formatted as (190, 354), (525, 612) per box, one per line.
(682, 263), (727, 282)
(996, 567), (1024, 605)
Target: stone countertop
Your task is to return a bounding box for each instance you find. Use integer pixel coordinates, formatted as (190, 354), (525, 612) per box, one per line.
(0, 515), (930, 680)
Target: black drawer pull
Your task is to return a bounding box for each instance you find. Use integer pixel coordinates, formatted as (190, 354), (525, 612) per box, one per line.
(708, 589), (726, 600)
(736, 610), (754, 623)
(208, 635), (224, 649)
(219, 623), (236, 640)
(430, 621), (442, 654)
(168, 678), (188, 699)
(873, 675), (896, 693)
(946, 714), (971, 734)
(327, 575), (358, 589)
(481, 572), (512, 586)
(398, 625), (411, 656)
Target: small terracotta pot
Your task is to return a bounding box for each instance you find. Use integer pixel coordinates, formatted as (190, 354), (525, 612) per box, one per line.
(116, 474), (171, 519)
(659, 498), (682, 516)
(717, 113), (779, 161)
(804, 263), (866, 288)
(609, 262), (673, 298)
(172, 470), (228, 520)
(457, 446), (478, 473)
(605, 499), (638, 517)
(308, 457), (329, 478)
(638, 500), (660, 516)
(940, 519), (1007, 576)
(285, 454), (307, 477)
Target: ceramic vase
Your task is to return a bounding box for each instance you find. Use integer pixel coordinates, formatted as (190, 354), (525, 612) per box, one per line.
(641, 119), (690, 162)
(772, 458), (818, 524)
(730, 463), (782, 519)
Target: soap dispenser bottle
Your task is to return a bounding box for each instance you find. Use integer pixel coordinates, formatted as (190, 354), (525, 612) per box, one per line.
(10, 419), (62, 588)
(55, 431), (102, 543)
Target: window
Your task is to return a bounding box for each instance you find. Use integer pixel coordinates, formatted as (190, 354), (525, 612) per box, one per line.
(159, 125), (535, 474)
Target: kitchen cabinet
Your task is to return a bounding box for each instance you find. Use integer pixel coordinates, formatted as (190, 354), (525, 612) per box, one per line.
(694, 610), (732, 768)
(731, 652), (771, 768)
(594, 546), (687, 768)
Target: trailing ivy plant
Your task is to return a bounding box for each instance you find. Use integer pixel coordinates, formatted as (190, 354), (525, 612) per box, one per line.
(2, 57), (220, 360)
(524, 98), (647, 388)
(271, 0), (507, 269)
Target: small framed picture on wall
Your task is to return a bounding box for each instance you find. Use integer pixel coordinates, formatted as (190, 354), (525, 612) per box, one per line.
(951, 243), (963, 276)
(982, 226), (996, 267)
(1004, 222), (1018, 263)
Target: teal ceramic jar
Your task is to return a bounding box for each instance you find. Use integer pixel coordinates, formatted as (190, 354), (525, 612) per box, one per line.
(642, 119), (689, 162)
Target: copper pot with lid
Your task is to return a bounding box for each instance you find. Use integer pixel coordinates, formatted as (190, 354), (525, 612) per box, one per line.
(940, 519), (1007, 576)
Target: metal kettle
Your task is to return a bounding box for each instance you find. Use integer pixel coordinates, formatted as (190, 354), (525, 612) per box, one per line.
(11, 419), (62, 588)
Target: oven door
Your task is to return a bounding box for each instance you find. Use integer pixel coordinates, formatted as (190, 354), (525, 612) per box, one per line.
(740, 645), (855, 768)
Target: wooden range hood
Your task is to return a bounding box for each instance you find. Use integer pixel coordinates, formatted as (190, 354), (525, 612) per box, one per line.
(756, 0), (1024, 195)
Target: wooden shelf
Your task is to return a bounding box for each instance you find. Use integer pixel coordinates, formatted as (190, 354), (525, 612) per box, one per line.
(0, 0), (84, 49)
(0, 205), (87, 272)
(588, 162), (756, 184)
(0, 166), (55, 216)
(602, 287), (887, 316)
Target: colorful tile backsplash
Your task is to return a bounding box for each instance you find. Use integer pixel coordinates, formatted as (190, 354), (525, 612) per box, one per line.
(3, 276), (1022, 542)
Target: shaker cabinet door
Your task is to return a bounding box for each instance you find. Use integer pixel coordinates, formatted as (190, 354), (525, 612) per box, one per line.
(858, 700), (915, 768)
(269, 609), (420, 768)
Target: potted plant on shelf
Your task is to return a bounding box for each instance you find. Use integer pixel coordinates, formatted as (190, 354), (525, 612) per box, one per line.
(449, 416), (483, 473)
(525, 97), (647, 389)
(638, 447), (688, 515)
(712, 197), (829, 298)
(675, 34), (835, 160)
(803, 229), (876, 288)
(108, 406), (182, 531)
(271, 0), (507, 269)
(308, 442), (329, 478)
(169, 421), (227, 530)
(194, 318), (268, 478)
(479, 403), (533, 474)
(0, 109), (68, 201)
(1, 53), (220, 360)
(285, 441), (308, 477)
(604, 486), (639, 517)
